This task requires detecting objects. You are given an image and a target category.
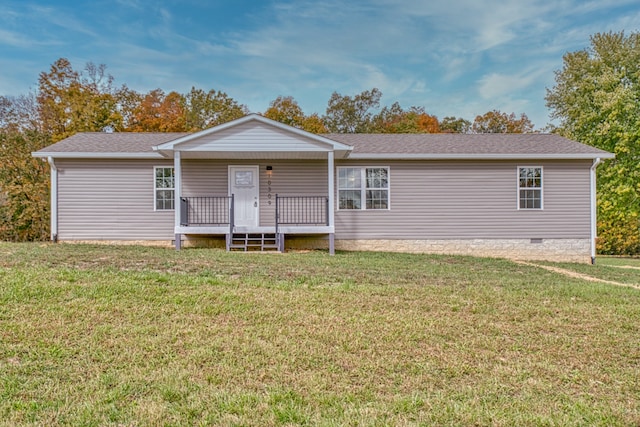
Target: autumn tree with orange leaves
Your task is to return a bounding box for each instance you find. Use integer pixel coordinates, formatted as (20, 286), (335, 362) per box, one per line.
(371, 103), (440, 133)
(128, 89), (186, 132)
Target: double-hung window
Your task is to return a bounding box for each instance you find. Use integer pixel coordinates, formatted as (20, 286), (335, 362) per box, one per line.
(154, 167), (175, 210)
(518, 166), (542, 209)
(338, 167), (389, 210)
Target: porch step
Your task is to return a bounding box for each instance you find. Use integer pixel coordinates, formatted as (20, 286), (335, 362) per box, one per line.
(229, 233), (280, 252)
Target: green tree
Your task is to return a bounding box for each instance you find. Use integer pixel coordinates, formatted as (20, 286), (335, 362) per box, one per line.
(440, 116), (471, 133)
(264, 96), (305, 127)
(114, 85), (143, 131)
(300, 114), (328, 133)
(37, 58), (121, 141)
(546, 31), (640, 254)
(184, 87), (248, 131)
(263, 96), (327, 133)
(0, 130), (51, 241)
(472, 110), (534, 133)
(323, 88), (382, 133)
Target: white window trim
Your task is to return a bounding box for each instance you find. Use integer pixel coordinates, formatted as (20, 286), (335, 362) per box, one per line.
(517, 166), (543, 210)
(337, 166), (391, 210)
(154, 166), (175, 211)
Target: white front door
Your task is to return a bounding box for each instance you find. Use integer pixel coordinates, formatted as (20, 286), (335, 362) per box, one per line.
(229, 165), (259, 228)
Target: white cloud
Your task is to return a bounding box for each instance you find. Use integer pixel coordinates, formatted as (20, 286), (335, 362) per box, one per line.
(478, 72), (537, 100)
(0, 29), (39, 49)
(29, 5), (98, 38)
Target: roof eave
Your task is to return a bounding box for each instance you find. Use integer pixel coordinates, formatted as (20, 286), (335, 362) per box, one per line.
(31, 152), (166, 159)
(346, 153), (615, 160)
(31, 151), (614, 161)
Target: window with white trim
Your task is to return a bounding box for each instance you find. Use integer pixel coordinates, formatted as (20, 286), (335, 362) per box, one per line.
(338, 167), (389, 210)
(518, 166), (542, 209)
(154, 167), (175, 210)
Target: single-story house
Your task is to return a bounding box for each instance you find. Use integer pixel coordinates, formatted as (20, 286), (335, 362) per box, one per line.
(33, 114), (614, 263)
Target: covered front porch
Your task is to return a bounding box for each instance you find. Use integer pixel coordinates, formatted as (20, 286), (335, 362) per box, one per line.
(176, 194), (333, 252)
(151, 114), (352, 254)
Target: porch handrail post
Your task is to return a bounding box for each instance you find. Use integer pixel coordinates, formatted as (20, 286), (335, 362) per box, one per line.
(325, 196), (329, 226)
(180, 197), (189, 226)
(275, 194), (279, 236)
(229, 194), (234, 234)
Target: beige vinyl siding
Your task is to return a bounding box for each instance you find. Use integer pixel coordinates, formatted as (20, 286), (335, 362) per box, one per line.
(258, 160), (327, 226)
(181, 160), (228, 196)
(56, 160), (174, 240)
(335, 160), (591, 239)
(56, 157), (591, 241)
(182, 160), (327, 227)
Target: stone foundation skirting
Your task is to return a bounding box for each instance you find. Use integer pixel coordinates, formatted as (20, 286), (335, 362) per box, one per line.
(60, 237), (592, 263)
(334, 238), (592, 263)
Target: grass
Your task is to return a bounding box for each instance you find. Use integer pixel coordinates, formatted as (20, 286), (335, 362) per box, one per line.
(598, 256), (640, 268)
(1, 243), (639, 426)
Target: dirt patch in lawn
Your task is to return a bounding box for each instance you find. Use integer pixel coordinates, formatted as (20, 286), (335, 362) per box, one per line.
(515, 261), (640, 290)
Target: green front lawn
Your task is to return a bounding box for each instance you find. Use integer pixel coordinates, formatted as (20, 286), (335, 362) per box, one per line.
(1, 243), (638, 426)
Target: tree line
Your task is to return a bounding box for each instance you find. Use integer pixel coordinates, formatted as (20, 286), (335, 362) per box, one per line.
(1, 31), (639, 254)
(1, 58), (536, 140)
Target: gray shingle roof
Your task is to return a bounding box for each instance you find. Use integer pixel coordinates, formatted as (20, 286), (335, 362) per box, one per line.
(322, 133), (611, 156)
(34, 131), (613, 159)
(38, 132), (189, 153)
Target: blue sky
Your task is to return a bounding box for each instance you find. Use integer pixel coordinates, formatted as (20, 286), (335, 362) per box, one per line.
(1, 1), (639, 129)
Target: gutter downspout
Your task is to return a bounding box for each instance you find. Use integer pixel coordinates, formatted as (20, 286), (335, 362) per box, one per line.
(590, 157), (602, 265)
(47, 156), (58, 242)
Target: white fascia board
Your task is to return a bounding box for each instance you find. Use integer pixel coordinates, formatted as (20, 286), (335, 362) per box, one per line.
(346, 153), (615, 160)
(31, 152), (166, 159)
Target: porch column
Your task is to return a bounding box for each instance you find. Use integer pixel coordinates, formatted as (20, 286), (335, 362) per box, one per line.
(328, 151), (335, 255)
(174, 150), (182, 250)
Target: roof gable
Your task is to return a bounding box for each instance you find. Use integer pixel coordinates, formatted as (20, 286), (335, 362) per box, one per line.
(154, 114), (352, 156)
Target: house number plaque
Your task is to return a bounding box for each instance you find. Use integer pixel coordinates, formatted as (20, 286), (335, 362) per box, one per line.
(267, 180), (272, 205)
